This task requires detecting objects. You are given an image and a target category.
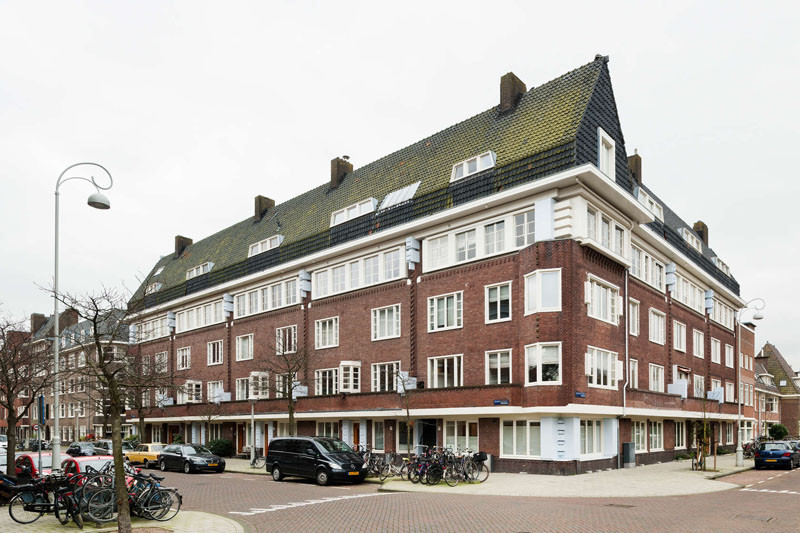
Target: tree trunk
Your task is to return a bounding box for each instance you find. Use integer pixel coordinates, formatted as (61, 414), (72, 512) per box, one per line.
(109, 391), (132, 533)
(288, 398), (295, 436)
(5, 414), (17, 477)
(137, 410), (146, 443)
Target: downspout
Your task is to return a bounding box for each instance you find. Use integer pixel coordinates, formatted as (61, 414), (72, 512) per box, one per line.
(619, 268), (629, 469)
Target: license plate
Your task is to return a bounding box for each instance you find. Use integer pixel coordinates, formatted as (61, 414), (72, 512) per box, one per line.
(766, 459), (777, 462)
(348, 471), (359, 476)
(208, 463), (218, 467)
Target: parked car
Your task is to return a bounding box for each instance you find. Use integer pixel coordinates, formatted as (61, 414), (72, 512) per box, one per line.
(125, 443), (166, 468)
(67, 442), (106, 457)
(266, 436), (367, 486)
(754, 441), (800, 469)
(158, 444), (225, 474)
(14, 453), (70, 480)
(62, 455), (114, 474)
(0, 435), (8, 448)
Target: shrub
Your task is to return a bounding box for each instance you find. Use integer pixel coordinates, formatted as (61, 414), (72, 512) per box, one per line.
(769, 424), (789, 441)
(207, 439), (234, 457)
(172, 433), (184, 445)
(675, 453), (691, 460)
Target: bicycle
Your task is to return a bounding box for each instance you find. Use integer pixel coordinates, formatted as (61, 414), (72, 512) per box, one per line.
(85, 472), (182, 523)
(250, 448), (266, 469)
(8, 473), (84, 528)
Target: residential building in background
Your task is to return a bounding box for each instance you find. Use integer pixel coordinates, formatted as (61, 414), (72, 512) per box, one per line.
(126, 55), (756, 473)
(757, 342), (800, 436)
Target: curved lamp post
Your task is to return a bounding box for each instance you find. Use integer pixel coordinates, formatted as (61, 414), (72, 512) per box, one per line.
(735, 297), (765, 467)
(52, 163), (113, 469)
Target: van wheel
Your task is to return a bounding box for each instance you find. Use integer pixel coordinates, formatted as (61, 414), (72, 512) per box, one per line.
(272, 465), (284, 481)
(315, 468), (329, 486)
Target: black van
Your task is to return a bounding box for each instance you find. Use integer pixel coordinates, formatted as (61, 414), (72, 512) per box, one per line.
(266, 436), (366, 486)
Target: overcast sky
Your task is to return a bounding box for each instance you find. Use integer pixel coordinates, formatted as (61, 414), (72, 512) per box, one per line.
(1, 1), (798, 368)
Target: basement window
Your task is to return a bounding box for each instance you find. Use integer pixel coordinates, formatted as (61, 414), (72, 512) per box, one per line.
(248, 234), (284, 257)
(186, 262), (213, 280)
(450, 151), (496, 182)
(330, 198), (377, 227)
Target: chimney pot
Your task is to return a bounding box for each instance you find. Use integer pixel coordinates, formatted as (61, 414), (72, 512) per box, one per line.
(254, 195), (275, 220)
(693, 221), (709, 246)
(499, 72), (527, 113)
(330, 157), (353, 189)
(627, 153), (642, 185)
(175, 235), (193, 257)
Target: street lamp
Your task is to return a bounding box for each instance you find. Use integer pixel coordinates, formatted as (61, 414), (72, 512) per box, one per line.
(52, 163), (113, 469)
(735, 298), (765, 467)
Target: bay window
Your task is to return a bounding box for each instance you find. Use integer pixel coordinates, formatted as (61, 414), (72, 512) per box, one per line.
(525, 342), (561, 385)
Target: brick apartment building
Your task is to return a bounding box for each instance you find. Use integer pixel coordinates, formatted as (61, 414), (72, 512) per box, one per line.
(127, 55), (758, 474)
(757, 342), (800, 437)
(7, 311), (132, 443)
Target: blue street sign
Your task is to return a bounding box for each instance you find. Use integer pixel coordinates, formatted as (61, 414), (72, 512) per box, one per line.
(575, 391), (586, 398)
(494, 399), (509, 405)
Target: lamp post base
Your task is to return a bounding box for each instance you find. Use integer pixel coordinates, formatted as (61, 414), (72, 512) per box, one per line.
(735, 448), (744, 467)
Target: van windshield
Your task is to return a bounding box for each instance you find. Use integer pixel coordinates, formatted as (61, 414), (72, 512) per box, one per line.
(314, 438), (354, 454)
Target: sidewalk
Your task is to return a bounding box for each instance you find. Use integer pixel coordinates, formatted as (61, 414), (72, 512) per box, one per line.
(225, 457), (268, 476)
(380, 454), (753, 498)
(0, 510), (244, 533)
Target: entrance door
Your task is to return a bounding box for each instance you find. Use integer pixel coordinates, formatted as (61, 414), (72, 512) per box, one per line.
(353, 423), (360, 449)
(420, 419), (437, 452)
(237, 424), (245, 454)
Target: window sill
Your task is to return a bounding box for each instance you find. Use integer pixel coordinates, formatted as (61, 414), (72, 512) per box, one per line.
(580, 453), (605, 461)
(588, 314), (619, 327)
(649, 447), (665, 453)
(499, 454), (542, 460)
(649, 339), (665, 346)
(525, 381), (562, 387)
(372, 335), (401, 342)
(428, 326), (463, 333)
(524, 307), (562, 316)
(486, 317), (512, 325)
(314, 345), (339, 350)
(693, 354), (704, 359)
(207, 361), (223, 367)
(234, 357), (254, 362)
(588, 384), (619, 391)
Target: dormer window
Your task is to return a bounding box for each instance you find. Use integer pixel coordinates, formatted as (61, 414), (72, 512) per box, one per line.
(330, 198), (377, 227)
(678, 228), (703, 253)
(248, 235), (284, 257)
(712, 256), (731, 276)
(450, 151), (495, 182)
(154, 266), (164, 276)
(145, 282), (163, 295)
(186, 262), (213, 280)
(597, 128), (615, 180)
(637, 189), (664, 221)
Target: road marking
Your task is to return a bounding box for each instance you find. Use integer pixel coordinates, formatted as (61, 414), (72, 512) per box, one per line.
(229, 492), (393, 515)
(740, 488), (800, 495)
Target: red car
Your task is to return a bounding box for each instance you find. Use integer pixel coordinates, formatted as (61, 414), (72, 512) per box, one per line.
(61, 455), (116, 475)
(14, 453), (70, 480)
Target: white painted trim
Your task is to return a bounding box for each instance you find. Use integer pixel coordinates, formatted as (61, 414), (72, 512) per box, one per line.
(484, 348), (513, 385)
(484, 281), (513, 324)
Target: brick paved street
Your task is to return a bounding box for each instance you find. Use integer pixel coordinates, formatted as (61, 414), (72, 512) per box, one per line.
(153, 467), (800, 533)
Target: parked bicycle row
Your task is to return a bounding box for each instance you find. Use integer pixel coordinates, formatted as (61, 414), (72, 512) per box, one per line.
(2, 458), (182, 529)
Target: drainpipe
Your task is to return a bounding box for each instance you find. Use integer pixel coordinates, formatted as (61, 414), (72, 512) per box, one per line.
(618, 268), (630, 469)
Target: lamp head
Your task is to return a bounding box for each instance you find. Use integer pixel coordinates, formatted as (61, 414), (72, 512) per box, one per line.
(753, 311), (764, 321)
(87, 192), (111, 210)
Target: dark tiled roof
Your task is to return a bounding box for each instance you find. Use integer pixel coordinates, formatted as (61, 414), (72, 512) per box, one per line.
(639, 183), (739, 295)
(760, 342), (800, 395)
(134, 57), (611, 305)
(754, 360), (781, 393)
(32, 311), (128, 348)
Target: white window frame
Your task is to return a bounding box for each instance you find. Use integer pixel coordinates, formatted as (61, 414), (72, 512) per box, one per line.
(586, 203), (628, 259)
(235, 378), (249, 401)
(485, 282), (512, 324)
(649, 420), (664, 451)
(580, 419), (604, 457)
(315, 368), (339, 396)
(248, 234), (284, 257)
(207, 340), (223, 366)
(649, 363), (665, 393)
(485, 350), (512, 385)
(629, 358), (639, 389)
(630, 244), (666, 291)
(315, 317), (340, 349)
(585, 274), (621, 325)
(371, 361), (400, 392)
(276, 325), (298, 355)
(597, 127), (615, 180)
(176, 347), (191, 371)
(693, 329), (705, 359)
(633, 420), (647, 452)
(176, 299), (225, 333)
(330, 198), (378, 227)
(186, 262), (213, 280)
(444, 420), (480, 453)
(371, 304), (401, 341)
(249, 372), (270, 399)
(711, 338), (721, 364)
(450, 151), (496, 182)
(675, 420), (686, 449)
(233, 278), (298, 319)
(649, 308), (666, 345)
(673, 321), (687, 353)
(427, 354), (464, 389)
(524, 342), (562, 386)
(312, 246), (405, 299)
(585, 346), (621, 390)
(339, 361), (361, 393)
(725, 382), (735, 403)
(629, 299), (640, 336)
(235, 334), (254, 361)
(513, 208), (535, 248)
(427, 291), (463, 332)
(725, 344), (734, 368)
(372, 420), (386, 452)
(207, 381), (223, 403)
(524, 268), (562, 315)
(694, 375), (705, 398)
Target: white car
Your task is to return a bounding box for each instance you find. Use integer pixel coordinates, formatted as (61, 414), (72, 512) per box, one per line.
(0, 435), (7, 448)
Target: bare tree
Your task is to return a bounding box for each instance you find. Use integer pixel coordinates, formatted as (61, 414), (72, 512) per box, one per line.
(255, 333), (310, 436)
(0, 313), (55, 474)
(50, 288), (173, 533)
(397, 371), (418, 459)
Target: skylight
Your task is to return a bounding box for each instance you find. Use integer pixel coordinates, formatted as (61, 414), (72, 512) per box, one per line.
(450, 151), (496, 182)
(154, 266), (164, 276)
(380, 181), (420, 210)
(249, 235), (284, 257)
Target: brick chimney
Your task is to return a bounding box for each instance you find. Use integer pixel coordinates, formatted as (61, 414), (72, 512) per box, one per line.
(499, 72), (526, 113)
(693, 221), (709, 246)
(330, 156), (353, 189)
(59, 309), (79, 330)
(254, 195), (275, 220)
(628, 151), (642, 185)
(30, 313), (47, 334)
(175, 235), (193, 257)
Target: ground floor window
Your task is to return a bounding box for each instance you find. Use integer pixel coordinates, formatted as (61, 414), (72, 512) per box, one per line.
(373, 421), (385, 452)
(444, 420), (478, 452)
(397, 421), (412, 453)
(633, 420), (647, 452)
(675, 421), (686, 449)
(742, 420), (754, 442)
(276, 422), (290, 437)
(209, 423), (222, 441)
(580, 419), (603, 456)
(649, 420), (663, 451)
(317, 421), (339, 438)
(501, 420), (541, 457)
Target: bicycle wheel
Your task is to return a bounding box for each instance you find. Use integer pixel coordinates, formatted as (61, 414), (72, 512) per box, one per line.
(474, 463), (489, 483)
(55, 497), (70, 525)
(86, 488), (118, 523)
(379, 464), (391, 482)
(68, 496), (85, 530)
(399, 463), (408, 481)
(409, 467), (420, 484)
(444, 466), (460, 487)
(145, 489), (181, 522)
(253, 456), (266, 469)
(427, 464), (443, 485)
(8, 493), (44, 524)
